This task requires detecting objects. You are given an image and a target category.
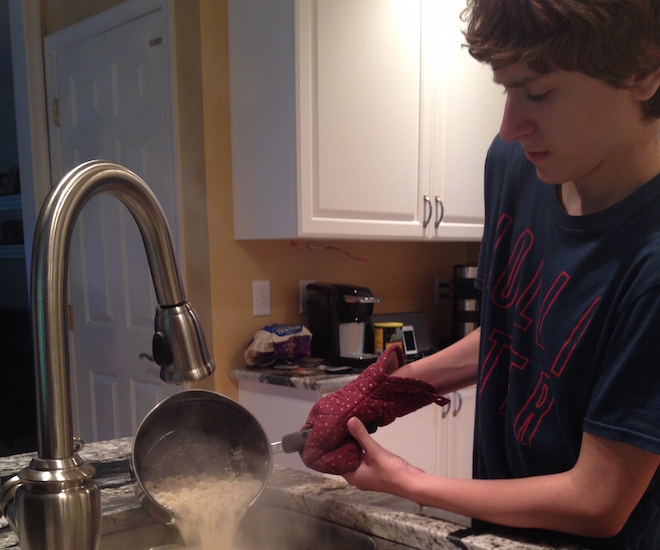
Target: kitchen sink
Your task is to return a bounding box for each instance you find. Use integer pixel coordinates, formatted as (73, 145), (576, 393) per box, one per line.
(89, 458), (414, 550)
(99, 506), (399, 550)
(100, 522), (183, 550)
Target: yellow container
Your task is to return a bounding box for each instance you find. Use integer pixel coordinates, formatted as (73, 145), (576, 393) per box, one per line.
(374, 322), (404, 354)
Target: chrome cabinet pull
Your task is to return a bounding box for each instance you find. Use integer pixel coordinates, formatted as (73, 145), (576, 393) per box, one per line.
(423, 194), (433, 228)
(452, 392), (463, 417)
(434, 196), (444, 228)
(441, 399), (451, 419)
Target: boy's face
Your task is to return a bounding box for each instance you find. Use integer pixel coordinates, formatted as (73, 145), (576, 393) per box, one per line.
(493, 60), (658, 192)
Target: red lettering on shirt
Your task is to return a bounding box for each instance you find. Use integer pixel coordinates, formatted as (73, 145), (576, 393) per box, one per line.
(491, 228), (534, 309)
(513, 371), (554, 446)
(536, 272), (570, 350)
(482, 214), (604, 442)
(514, 262), (542, 331)
(550, 296), (601, 377)
(480, 329), (529, 399)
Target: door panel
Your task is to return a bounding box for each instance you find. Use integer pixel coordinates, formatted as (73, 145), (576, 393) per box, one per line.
(45, 1), (182, 442)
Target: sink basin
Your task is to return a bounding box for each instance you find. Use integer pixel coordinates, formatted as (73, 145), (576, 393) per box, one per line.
(100, 522), (183, 550)
(239, 506), (377, 549)
(100, 506), (377, 550)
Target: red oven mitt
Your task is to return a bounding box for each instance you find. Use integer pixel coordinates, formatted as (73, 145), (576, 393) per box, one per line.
(300, 346), (449, 475)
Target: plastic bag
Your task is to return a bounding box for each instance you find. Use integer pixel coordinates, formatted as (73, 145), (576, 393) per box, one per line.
(244, 324), (312, 368)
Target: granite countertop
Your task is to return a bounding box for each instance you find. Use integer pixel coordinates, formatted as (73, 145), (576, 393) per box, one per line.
(229, 364), (359, 393)
(0, 438), (583, 550)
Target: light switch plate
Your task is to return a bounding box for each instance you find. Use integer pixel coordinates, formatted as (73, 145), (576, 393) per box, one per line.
(253, 280), (271, 316)
(299, 279), (315, 314)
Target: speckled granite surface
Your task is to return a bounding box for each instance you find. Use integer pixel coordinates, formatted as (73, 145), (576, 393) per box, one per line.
(229, 365), (358, 393)
(0, 437), (583, 550)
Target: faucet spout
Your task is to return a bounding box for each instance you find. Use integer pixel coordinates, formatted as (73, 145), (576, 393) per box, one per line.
(1, 160), (216, 550)
(33, 160), (214, 459)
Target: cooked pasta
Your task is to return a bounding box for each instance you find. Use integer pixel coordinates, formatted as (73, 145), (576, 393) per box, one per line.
(146, 472), (262, 550)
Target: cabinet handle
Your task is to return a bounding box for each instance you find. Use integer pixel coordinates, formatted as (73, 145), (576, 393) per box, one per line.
(441, 399), (451, 419)
(452, 392), (463, 417)
(423, 194), (432, 229)
(434, 196), (444, 228)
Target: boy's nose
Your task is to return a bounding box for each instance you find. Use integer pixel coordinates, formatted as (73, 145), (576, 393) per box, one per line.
(499, 96), (535, 142)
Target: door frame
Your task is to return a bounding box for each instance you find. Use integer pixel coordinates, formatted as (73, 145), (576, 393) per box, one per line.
(8, 0), (52, 279)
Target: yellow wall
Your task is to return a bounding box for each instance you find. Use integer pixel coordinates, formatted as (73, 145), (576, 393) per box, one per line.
(42, 0), (480, 400)
(198, 0), (479, 398)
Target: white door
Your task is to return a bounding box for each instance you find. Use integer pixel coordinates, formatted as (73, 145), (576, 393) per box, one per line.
(44, 0), (182, 443)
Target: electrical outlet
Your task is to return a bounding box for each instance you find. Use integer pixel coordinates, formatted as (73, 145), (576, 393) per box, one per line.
(253, 280), (271, 316)
(434, 277), (451, 306)
(299, 279), (315, 314)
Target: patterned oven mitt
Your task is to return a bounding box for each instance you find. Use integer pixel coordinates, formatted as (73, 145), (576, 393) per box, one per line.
(301, 346), (450, 475)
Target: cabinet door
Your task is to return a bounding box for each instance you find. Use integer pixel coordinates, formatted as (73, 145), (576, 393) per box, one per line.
(371, 404), (439, 475)
(238, 380), (320, 472)
(229, 0), (502, 241)
(297, 0), (426, 238)
(444, 385), (476, 479)
(419, 386), (475, 527)
(422, 0), (505, 241)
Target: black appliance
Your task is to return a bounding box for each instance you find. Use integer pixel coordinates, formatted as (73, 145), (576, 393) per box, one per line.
(452, 264), (481, 340)
(306, 283), (378, 368)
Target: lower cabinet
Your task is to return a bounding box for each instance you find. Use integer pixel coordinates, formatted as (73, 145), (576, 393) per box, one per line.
(237, 380), (476, 482)
(371, 386), (475, 527)
(442, 385), (476, 480)
(371, 385), (476, 479)
(238, 378), (477, 527)
(237, 380), (325, 473)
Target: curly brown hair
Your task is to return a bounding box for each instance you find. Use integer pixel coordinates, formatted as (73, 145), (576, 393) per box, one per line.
(462, 0), (660, 119)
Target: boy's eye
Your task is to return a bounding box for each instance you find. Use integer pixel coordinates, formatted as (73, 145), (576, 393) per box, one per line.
(526, 91), (551, 103)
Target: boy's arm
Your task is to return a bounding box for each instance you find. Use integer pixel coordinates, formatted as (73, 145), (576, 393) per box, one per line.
(345, 420), (660, 539)
(393, 327), (481, 393)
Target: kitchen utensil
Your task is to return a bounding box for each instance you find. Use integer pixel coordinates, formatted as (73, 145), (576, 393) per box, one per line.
(131, 389), (316, 525)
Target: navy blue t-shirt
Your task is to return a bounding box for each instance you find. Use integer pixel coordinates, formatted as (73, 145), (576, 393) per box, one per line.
(474, 136), (660, 549)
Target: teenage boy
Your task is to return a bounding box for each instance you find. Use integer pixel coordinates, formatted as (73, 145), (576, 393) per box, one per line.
(300, 1), (660, 548)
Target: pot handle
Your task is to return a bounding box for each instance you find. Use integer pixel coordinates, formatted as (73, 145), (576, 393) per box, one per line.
(274, 423), (378, 454)
(280, 429), (312, 454)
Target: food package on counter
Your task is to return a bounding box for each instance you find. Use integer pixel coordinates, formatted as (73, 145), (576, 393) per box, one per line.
(244, 324), (312, 368)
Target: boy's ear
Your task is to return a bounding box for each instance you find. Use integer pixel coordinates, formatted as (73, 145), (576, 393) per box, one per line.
(632, 58), (660, 102)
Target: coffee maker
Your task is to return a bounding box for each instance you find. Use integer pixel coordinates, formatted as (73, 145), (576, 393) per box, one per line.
(306, 283), (379, 368)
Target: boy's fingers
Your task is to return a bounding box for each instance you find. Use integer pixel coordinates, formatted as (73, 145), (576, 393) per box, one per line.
(347, 416), (373, 450)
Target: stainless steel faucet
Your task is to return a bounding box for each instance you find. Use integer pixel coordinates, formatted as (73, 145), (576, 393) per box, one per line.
(0, 161), (216, 549)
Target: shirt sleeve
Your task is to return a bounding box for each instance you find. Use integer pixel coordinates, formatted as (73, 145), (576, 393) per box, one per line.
(583, 284), (660, 455)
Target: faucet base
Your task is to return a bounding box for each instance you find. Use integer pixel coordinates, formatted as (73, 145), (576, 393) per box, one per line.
(2, 454), (102, 550)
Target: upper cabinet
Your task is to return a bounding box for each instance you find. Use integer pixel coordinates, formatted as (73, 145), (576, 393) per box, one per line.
(228, 0), (505, 241)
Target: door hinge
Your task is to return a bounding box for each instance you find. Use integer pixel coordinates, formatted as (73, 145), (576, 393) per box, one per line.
(53, 97), (61, 126)
(68, 304), (75, 330)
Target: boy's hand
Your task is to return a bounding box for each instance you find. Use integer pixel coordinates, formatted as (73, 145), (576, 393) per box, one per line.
(301, 346), (449, 474)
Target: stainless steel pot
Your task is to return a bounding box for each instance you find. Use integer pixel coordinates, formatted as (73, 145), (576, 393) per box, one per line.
(131, 389), (307, 525)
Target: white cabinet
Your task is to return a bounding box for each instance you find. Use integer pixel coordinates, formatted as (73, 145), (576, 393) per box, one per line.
(438, 385), (476, 480)
(237, 380), (326, 472)
(421, 2), (505, 240)
(372, 385), (475, 479)
(228, 0), (504, 241)
(371, 402), (439, 474)
(237, 377), (476, 483)
(372, 385), (475, 527)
